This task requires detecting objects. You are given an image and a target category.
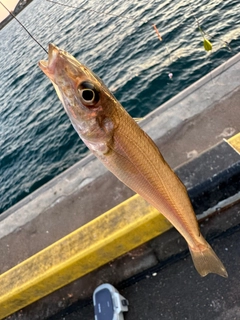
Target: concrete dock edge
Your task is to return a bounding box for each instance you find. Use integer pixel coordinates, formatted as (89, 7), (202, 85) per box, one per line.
(0, 197), (172, 318)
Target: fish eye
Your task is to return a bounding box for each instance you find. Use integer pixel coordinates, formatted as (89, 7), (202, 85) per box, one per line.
(78, 81), (100, 107)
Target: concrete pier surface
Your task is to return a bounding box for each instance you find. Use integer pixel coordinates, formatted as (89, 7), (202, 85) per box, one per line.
(0, 52), (240, 319)
(50, 203), (240, 320)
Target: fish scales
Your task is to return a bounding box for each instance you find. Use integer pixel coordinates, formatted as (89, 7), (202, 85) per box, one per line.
(101, 106), (199, 243)
(39, 44), (227, 278)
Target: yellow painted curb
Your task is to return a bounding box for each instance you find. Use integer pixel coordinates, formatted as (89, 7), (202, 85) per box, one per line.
(227, 132), (240, 154)
(0, 194), (172, 319)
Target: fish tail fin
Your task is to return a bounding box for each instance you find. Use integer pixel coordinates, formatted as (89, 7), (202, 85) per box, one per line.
(189, 237), (228, 278)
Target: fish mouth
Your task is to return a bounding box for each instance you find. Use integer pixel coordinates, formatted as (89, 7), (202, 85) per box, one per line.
(38, 43), (60, 79)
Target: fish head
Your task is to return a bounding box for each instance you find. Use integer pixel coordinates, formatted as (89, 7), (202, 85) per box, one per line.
(39, 43), (117, 147)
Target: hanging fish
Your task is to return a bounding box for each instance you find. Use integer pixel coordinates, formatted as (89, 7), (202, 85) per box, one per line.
(39, 44), (227, 278)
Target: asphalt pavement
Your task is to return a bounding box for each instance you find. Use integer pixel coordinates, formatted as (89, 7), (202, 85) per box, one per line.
(49, 203), (240, 320)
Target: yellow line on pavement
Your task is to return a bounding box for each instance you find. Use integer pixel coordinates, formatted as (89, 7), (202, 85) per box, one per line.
(0, 195), (172, 319)
(228, 133), (240, 154)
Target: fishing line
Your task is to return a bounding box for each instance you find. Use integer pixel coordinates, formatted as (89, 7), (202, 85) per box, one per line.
(0, 1), (48, 54)
(193, 12), (234, 85)
(46, 0), (215, 68)
(45, 0), (183, 81)
(195, 15), (232, 52)
(46, 0), (163, 41)
(45, 0), (233, 81)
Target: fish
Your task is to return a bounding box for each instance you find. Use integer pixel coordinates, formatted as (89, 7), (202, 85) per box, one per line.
(39, 43), (227, 278)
